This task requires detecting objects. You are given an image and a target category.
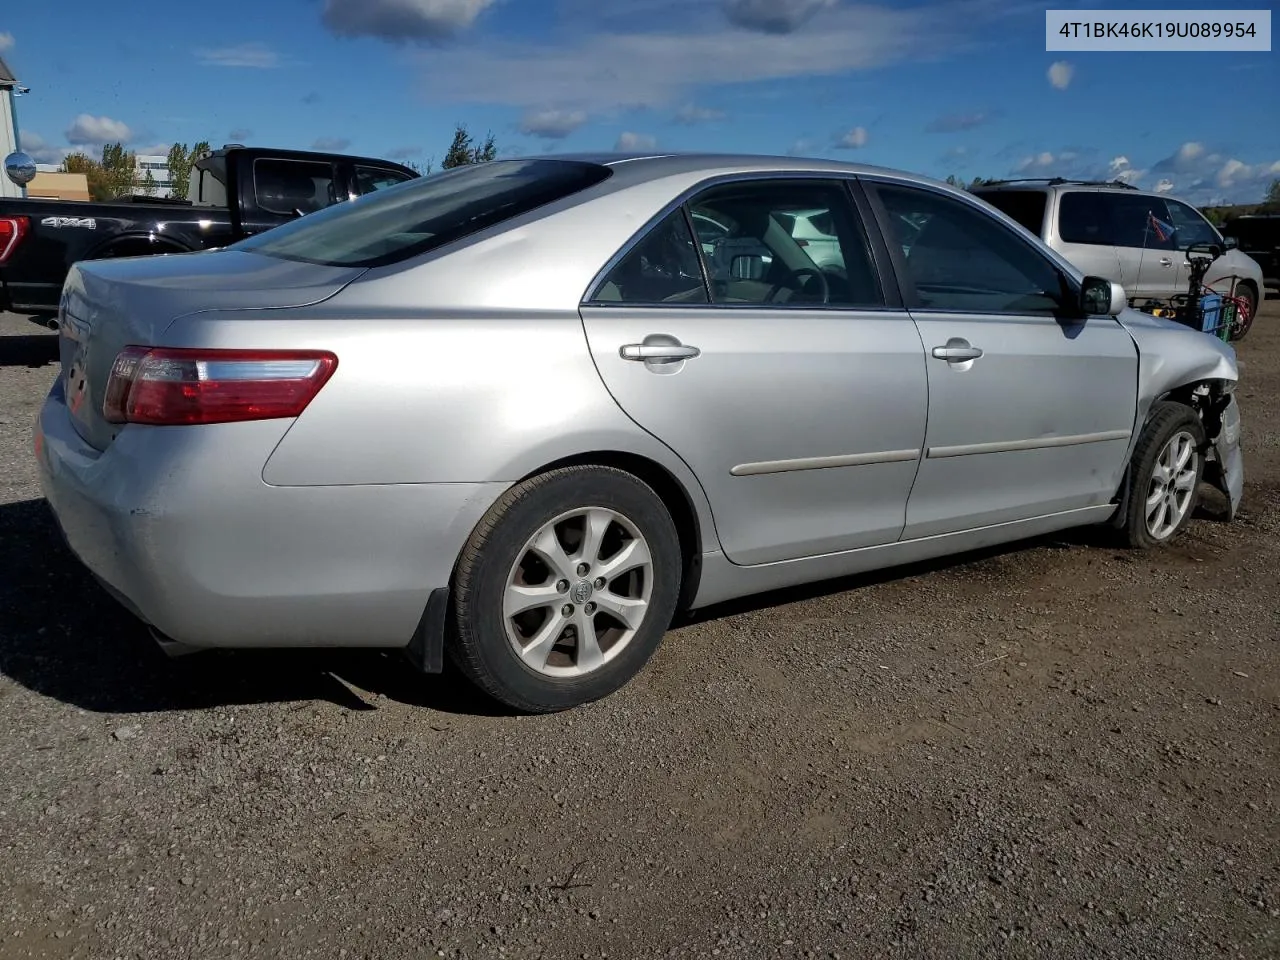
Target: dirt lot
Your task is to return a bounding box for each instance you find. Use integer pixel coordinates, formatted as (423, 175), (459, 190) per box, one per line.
(1, 303), (1277, 960)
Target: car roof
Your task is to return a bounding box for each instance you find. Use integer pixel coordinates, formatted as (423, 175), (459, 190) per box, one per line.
(495, 151), (951, 191)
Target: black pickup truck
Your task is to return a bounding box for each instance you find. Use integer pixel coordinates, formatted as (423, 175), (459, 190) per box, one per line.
(0, 144), (418, 323)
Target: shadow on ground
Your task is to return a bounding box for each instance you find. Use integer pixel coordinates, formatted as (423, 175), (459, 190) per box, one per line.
(0, 497), (510, 718)
(1, 485), (1236, 718)
(0, 333), (58, 369)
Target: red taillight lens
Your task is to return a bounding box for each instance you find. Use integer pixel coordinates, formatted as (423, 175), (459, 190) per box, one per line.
(102, 347), (338, 426)
(0, 216), (30, 263)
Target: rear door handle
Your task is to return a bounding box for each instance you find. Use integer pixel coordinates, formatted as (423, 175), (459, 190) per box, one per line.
(620, 342), (700, 362)
(931, 342), (983, 362)
(1159, 257), (1174, 267)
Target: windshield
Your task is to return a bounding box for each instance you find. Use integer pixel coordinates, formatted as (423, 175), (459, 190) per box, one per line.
(235, 159), (613, 268)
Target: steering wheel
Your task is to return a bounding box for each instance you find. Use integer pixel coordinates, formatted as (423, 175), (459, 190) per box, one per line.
(769, 265), (830, 304)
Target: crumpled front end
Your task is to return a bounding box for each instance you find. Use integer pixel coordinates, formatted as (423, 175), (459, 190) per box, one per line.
(1205, 391), (1244, 521)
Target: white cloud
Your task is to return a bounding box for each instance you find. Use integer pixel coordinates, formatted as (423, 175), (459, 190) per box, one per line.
(674, 103), (726, 124)
(1017, 151), (1056, 171)
(195, 42), (281, 68)
(615, 131), (658, 151)
(65, 114), (133, 145)
(1047, 60), (1073, 90)
(1107, 155), (1146, 185)
(408, 3), (944, 112)
(723, 0), (838, 34)
(322, 0), (497, 42)
(0, 31), (14, 52)
(19, 131), (69, 166)
(787, 138), (815, 156)
(1154, 178), (1174, 194)
(519, 109), (588, 139)
(834, 126), (869, 149)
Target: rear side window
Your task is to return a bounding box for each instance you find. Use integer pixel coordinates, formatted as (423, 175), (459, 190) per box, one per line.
(1057, 193), (1111, 245)
(591, 210), (709, 304)
(975, 190), (1048, 236)
(238, 160), (612, 268)
(254, 158), (337, 216)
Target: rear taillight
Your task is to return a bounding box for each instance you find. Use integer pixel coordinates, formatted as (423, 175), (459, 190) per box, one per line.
(0, 216), (29, 263)
(102, 347), (338, 426)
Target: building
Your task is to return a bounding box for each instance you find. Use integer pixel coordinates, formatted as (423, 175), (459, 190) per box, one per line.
(0, 54), (21, 199)
(26, 170), (91, 201)
(134, 154), (176, 198)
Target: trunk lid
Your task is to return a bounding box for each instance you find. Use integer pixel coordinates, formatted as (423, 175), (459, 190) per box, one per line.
(58, 249), (366, 451)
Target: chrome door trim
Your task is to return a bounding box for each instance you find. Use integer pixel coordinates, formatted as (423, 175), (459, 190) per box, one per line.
(730, 448), (921, 477)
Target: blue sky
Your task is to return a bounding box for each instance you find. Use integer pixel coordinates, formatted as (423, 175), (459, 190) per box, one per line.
(2, 0), (1276, 203)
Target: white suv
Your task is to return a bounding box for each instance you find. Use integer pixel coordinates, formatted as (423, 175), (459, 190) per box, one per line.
(972, 179), (1264, 340)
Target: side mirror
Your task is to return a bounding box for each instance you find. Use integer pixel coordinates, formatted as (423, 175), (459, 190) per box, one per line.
(730, 254), (766, 280)
(1222, 235), (1239, 250)
(1081, 276), (1126, 316)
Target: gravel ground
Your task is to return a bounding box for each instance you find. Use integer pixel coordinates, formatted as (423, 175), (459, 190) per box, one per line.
(1, 303), (1278, 960)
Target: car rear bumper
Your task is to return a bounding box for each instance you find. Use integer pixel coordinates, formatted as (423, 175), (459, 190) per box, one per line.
(34, 379), (502, 650)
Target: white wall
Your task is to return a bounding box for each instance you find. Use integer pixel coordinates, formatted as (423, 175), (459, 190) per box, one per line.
(0, 90), (22, 199)
(134, 154), (176, 198)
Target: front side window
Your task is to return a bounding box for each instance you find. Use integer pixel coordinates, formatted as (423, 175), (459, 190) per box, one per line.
(591, 210), (708, 304)
(238, 159), (612, 268)
(688, 179), (884, 307)
(1163, 198), (1221, 249)
(253, 158), (337, 217)
(876, 183), (1067, 314)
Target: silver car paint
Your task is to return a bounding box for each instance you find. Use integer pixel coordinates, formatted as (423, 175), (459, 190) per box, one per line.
(33, 153), (1244, 652)
(979, 184), (1266, 303)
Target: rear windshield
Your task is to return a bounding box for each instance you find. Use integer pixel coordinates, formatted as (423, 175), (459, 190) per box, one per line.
(236, 159), (613, 268)
(973, 190), (1048, 236)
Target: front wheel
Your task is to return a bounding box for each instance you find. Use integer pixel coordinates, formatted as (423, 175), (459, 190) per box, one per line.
(1119, 401), (1206, 549)
(447, 465), (682, 713)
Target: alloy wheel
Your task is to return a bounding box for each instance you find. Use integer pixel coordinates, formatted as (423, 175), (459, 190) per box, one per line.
(503, 507), (654, 678)
(1144, 429), (1199, 540)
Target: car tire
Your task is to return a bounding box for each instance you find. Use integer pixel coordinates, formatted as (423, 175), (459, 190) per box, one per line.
(447, 465), (682, 713)
(1228, 284), (1257, 341)
(1119, 401), (1206, 549)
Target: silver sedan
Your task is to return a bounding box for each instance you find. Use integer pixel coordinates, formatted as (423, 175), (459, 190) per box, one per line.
(33, 153), (1245, 712)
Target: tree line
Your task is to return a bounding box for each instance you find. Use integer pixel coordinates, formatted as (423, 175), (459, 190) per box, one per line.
(56, 123), (500, 202)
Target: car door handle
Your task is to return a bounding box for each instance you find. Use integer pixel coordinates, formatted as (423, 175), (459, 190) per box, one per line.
(619, 342), (701, 362)
(931, 342), (983, 362)
(1159, 257), (1174, 267)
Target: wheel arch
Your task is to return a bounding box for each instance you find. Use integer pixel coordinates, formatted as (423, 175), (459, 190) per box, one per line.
(86, 233), (192, 261)
(514, 450), (706, 613)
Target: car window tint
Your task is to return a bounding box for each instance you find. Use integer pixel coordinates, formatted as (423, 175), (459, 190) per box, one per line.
(1058, 193), (1115, 245)
(976, 190), (1048, 236)
(591, 210), (709, 304)
(688, 180), (884, 307)
(355, 165), (416, 195)
(1110, 194), (1176, 250)
(238, 159), (612, 268)
(253, 158), (337, 216)
(1164, 198), (1220, 249)
(877, 184), (1065, 314)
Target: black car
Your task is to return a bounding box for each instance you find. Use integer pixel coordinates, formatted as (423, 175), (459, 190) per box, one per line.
(0, 144), (418, 323)
(1222, 214), (1280, 295)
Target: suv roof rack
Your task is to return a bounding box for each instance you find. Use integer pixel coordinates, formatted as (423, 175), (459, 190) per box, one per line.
(977, 177), (1139, 190)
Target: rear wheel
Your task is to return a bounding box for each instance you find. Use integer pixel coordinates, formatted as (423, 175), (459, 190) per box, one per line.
(1119, 401), (1206, 549)
(1228, 284), (1257, 341)
(447, 465), (682, 713)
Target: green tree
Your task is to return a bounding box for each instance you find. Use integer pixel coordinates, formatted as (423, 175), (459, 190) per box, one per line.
(61, 152), (112, 201)
(99, 142), (138, 198)
(166, 143), (193, 200)
(1266, 178), (1280, 209)
(141, 169), (158, 196)
(441, 124), (499, 169)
